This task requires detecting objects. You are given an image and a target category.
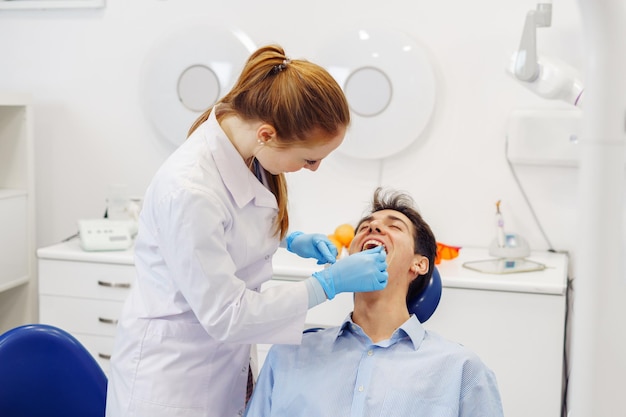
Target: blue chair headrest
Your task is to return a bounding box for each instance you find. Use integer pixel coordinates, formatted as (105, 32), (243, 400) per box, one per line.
(407, 267), (442, 323)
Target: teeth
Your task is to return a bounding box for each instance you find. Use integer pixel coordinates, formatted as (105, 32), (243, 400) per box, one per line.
(362, 239), (385, 251)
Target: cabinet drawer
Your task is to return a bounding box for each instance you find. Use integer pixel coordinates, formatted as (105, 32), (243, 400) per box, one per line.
(40, 295), (125, 337)
(72, 333), (115, 375)
(39, 259), (135, 301)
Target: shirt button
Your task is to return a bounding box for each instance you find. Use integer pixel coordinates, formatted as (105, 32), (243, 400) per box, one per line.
(367, 350), (373, 356)
(238, 410), (243, 416)
(264, 255), (270, 260)
(241, 367), (247, 373)
(358, 385), (364, 392)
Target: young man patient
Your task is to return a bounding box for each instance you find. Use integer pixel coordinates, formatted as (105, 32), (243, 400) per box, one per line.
(245, 187), (504, 417)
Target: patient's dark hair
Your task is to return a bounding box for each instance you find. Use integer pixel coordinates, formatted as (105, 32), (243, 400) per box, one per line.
(357, 187), (437, 302)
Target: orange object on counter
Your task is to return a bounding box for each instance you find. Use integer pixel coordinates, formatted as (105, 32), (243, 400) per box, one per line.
(435, 242), (461, 264)
(334, 223), (355, 248)
(327, 234), (343, 259)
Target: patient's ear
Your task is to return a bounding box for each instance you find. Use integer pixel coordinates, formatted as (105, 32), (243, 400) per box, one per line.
(412, 256), (429, 277)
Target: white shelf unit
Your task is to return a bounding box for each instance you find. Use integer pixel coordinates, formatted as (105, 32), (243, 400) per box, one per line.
(0, 94), (36, 332)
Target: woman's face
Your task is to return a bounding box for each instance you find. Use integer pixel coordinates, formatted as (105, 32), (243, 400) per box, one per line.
(256, 127), (346, 175)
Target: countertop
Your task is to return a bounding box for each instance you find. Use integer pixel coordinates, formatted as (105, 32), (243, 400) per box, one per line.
(37, 241), (568, 295)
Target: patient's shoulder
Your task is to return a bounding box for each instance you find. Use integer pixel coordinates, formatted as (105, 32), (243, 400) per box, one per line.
(422, 330), (486, 362)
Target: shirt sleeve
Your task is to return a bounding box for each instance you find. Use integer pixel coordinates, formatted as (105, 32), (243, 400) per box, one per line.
(459, 360), (505, 417)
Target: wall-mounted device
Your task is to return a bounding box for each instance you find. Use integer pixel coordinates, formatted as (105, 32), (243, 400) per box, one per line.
(78, 219), (136, 252)
(140, 22), (256, 148)
(314, 26), (437, 160)
(507, 2), (585, 108)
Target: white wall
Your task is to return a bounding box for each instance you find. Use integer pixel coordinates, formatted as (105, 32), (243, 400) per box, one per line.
(0, 0), (584, 256)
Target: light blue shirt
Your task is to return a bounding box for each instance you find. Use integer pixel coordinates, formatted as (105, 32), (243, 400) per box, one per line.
(245, 314), (504, 417)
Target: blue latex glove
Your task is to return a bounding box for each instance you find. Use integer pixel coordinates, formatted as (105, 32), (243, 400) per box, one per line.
(312, 246), (388, 299)
(286, 231), (338, 265)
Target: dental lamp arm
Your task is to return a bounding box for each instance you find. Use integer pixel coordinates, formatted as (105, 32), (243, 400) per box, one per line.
(514, 3), (552, 82)
(508, 1), (585, 108)
(508, 53), (585, 108)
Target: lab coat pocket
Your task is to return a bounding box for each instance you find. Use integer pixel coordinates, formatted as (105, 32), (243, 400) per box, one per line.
(379, 390), (455, 417)
(131, 318), (213, 413)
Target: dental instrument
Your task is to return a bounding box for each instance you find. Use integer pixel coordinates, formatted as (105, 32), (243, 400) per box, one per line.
(495, 200), (506, 248)
(464, 201), (540, 274)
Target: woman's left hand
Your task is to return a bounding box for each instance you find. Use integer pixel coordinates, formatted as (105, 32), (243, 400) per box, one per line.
(286, 232), (338, 264)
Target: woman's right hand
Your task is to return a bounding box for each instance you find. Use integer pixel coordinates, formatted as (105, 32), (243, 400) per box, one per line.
(311, 246), (388, 299)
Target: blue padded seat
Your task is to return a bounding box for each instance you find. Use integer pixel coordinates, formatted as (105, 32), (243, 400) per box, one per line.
(0, 323), (107, 417)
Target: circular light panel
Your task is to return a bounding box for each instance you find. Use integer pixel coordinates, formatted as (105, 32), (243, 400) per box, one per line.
(316, 28), (437, 159)
(140, 24), (256, 147)
(345, 67), (392, 117)
(177, 65), (220, 112)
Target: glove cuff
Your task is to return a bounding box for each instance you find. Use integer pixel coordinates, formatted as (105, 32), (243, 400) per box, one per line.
(285, 231), (304, 253)
(312, 270), (336, 300)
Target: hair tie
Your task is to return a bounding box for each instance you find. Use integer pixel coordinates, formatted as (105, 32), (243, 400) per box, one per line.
(271, 58), (291, 75)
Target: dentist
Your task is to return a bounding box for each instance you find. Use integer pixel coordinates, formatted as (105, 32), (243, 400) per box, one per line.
(105, 44), (388, 417)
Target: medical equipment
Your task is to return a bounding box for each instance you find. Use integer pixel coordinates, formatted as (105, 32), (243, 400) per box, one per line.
(462, 201), (543, 274)
(494, 200), (506, 248)
(507, 1), (585, 108)
(488, 200), (531, 260)
(78, 218), (135, 251)
(505, 1), (626, 413)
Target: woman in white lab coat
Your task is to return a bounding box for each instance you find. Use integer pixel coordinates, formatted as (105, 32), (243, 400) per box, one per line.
(105, 45), (388, 417)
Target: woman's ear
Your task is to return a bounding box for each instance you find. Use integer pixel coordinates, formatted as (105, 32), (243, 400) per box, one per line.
(257, 123), (276, 144)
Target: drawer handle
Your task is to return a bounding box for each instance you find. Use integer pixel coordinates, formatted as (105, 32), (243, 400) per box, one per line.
(98, 317), (119, 325)
(98, 353), (111, 360)
(97, 280), (131, 289)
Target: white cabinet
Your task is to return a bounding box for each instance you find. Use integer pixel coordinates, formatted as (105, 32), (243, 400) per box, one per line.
(37, 240), (135, 374)
(36, 241), (568, 417)
(427, 248), (568, 417)
(0, 93), (36, 332)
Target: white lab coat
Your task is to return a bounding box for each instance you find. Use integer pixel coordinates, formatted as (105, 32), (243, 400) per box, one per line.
(105, 110), (309, 417)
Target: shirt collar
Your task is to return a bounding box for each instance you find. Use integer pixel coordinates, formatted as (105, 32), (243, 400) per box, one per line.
(203, 109), (277, 210)
(337, 313), (425, 351)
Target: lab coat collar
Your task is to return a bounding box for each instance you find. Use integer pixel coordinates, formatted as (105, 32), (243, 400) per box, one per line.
(204, 110), (277, 210)
(337, 313), (425, 351)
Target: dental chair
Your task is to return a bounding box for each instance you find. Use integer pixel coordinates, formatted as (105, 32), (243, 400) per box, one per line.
(407, 266), (442, 323)
(0, 323), (107, 417)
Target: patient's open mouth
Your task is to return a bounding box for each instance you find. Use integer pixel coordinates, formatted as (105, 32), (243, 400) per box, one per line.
(362, 239), (386, 252)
